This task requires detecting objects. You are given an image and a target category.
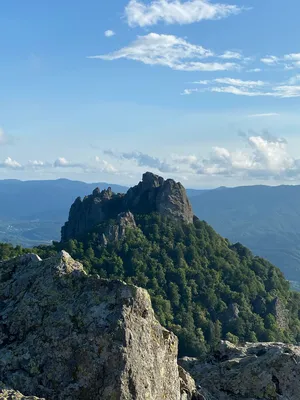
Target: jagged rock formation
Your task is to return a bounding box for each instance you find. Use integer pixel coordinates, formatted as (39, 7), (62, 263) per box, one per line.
(0, 252), (197, 400)
(61, 172), (193, 241)
(124, 172), (193, 224)
(101, 211), (137, 245)
(61, 187), (124, 241)
(180, 341), (300, 400)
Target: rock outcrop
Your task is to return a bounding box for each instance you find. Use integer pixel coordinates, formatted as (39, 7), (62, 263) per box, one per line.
(61, 187), (124, 241)
(0, 252), (197, 400)
(0, 386), (45, 399)
(61, 172), (193, 241)
(101, 211), (137, 245)
(124, 172), (193, 224)
(180, 341), (300, 400)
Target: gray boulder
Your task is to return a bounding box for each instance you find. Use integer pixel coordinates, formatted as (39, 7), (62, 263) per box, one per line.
(0, 251), (196, 400)
(180, 341), (300, 400)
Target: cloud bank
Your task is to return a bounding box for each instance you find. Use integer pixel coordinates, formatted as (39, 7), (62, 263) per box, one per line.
(125, 0), (245, 27)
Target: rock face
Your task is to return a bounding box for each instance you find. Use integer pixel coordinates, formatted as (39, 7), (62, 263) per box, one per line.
(270, 297), (289, 330)
(61, 172), (193, 241)
(102, 211), (137, 245)
(0, 252), (196, 400)
(180, 341), (300, 400)
(61, 187), (124, 242)
(124, 172), (193, 224)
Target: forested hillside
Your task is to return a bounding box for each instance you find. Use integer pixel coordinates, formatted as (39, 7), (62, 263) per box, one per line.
(2, 212), (300, 357)
(190, 185), (300, 285)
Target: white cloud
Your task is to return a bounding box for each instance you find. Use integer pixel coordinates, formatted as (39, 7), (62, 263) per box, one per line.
(104, 30), (116, 37)
(181, 133), (300, 180)
(214, 78), (265, 87)
(248, 113), (280, 118)
(0, 156), (119, 175)
(89, 33), (239, 72)
(272, 85), (300, 98)
(105, 149), (178, 173)
(211, 85), (300, 97)
(219, 50), (242, 60)
(261, 55), (279, 65)
(28, 160), (47, 167)
(95, 157), (118, 173)
(54, 157), (71, 167)
(211, 85), (264, 96)
(181, 88), (201, 95)
(125, 0), (245, 27)
(183, 77), (300, 98)
(0, 157), (22, 170)
(185, 78), (265, 91)
(284, 53), (300, 61)
(261, 53), (300, 70)
(54, 157), (90, 170)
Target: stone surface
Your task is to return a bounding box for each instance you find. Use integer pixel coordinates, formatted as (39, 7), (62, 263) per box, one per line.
(61, 187), (124, 241)
(124, 172), (193, 224)
(61, 172), (193, 241)
(180, 341), (300, 400)
(270, 297), (289, 330)
(0, 252), (195, 400)
(102, 211), (137, 244)
(0, 386), (45, 400)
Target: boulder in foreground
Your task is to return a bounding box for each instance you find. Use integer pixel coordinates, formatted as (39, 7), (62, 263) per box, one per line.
(0, 252), (197, 400)
(180, 341), (300, 400)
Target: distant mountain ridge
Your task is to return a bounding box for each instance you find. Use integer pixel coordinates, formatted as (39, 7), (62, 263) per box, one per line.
(0, 179), (128, 247)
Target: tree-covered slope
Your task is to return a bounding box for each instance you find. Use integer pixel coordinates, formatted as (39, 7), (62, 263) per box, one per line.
(190, 185), (300, 285)
(48, 212), (300, 357)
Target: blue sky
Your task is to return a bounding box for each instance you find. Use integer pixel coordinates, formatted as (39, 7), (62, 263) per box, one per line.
(2, 0), (300, 188)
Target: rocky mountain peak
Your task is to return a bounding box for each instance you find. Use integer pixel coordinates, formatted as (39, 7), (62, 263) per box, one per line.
(61, 172), (193, 241)
(125, 172), (193, 224)
(142, 171), (164, 190)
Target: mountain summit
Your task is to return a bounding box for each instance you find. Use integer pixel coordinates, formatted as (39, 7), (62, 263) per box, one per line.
(61, 172), (193, 241)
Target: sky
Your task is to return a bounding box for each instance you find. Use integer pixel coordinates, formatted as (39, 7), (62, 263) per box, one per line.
(2, 0), (300, 188)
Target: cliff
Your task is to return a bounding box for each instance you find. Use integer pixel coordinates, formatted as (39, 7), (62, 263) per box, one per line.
(0, 252), (197, 400)
(61, 172), (193, 241)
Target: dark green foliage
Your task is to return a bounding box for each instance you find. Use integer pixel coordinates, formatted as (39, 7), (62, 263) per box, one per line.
(2, 214), (300, 357)
(53, 213), (300, 356)
(0, 243), (29, 260)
